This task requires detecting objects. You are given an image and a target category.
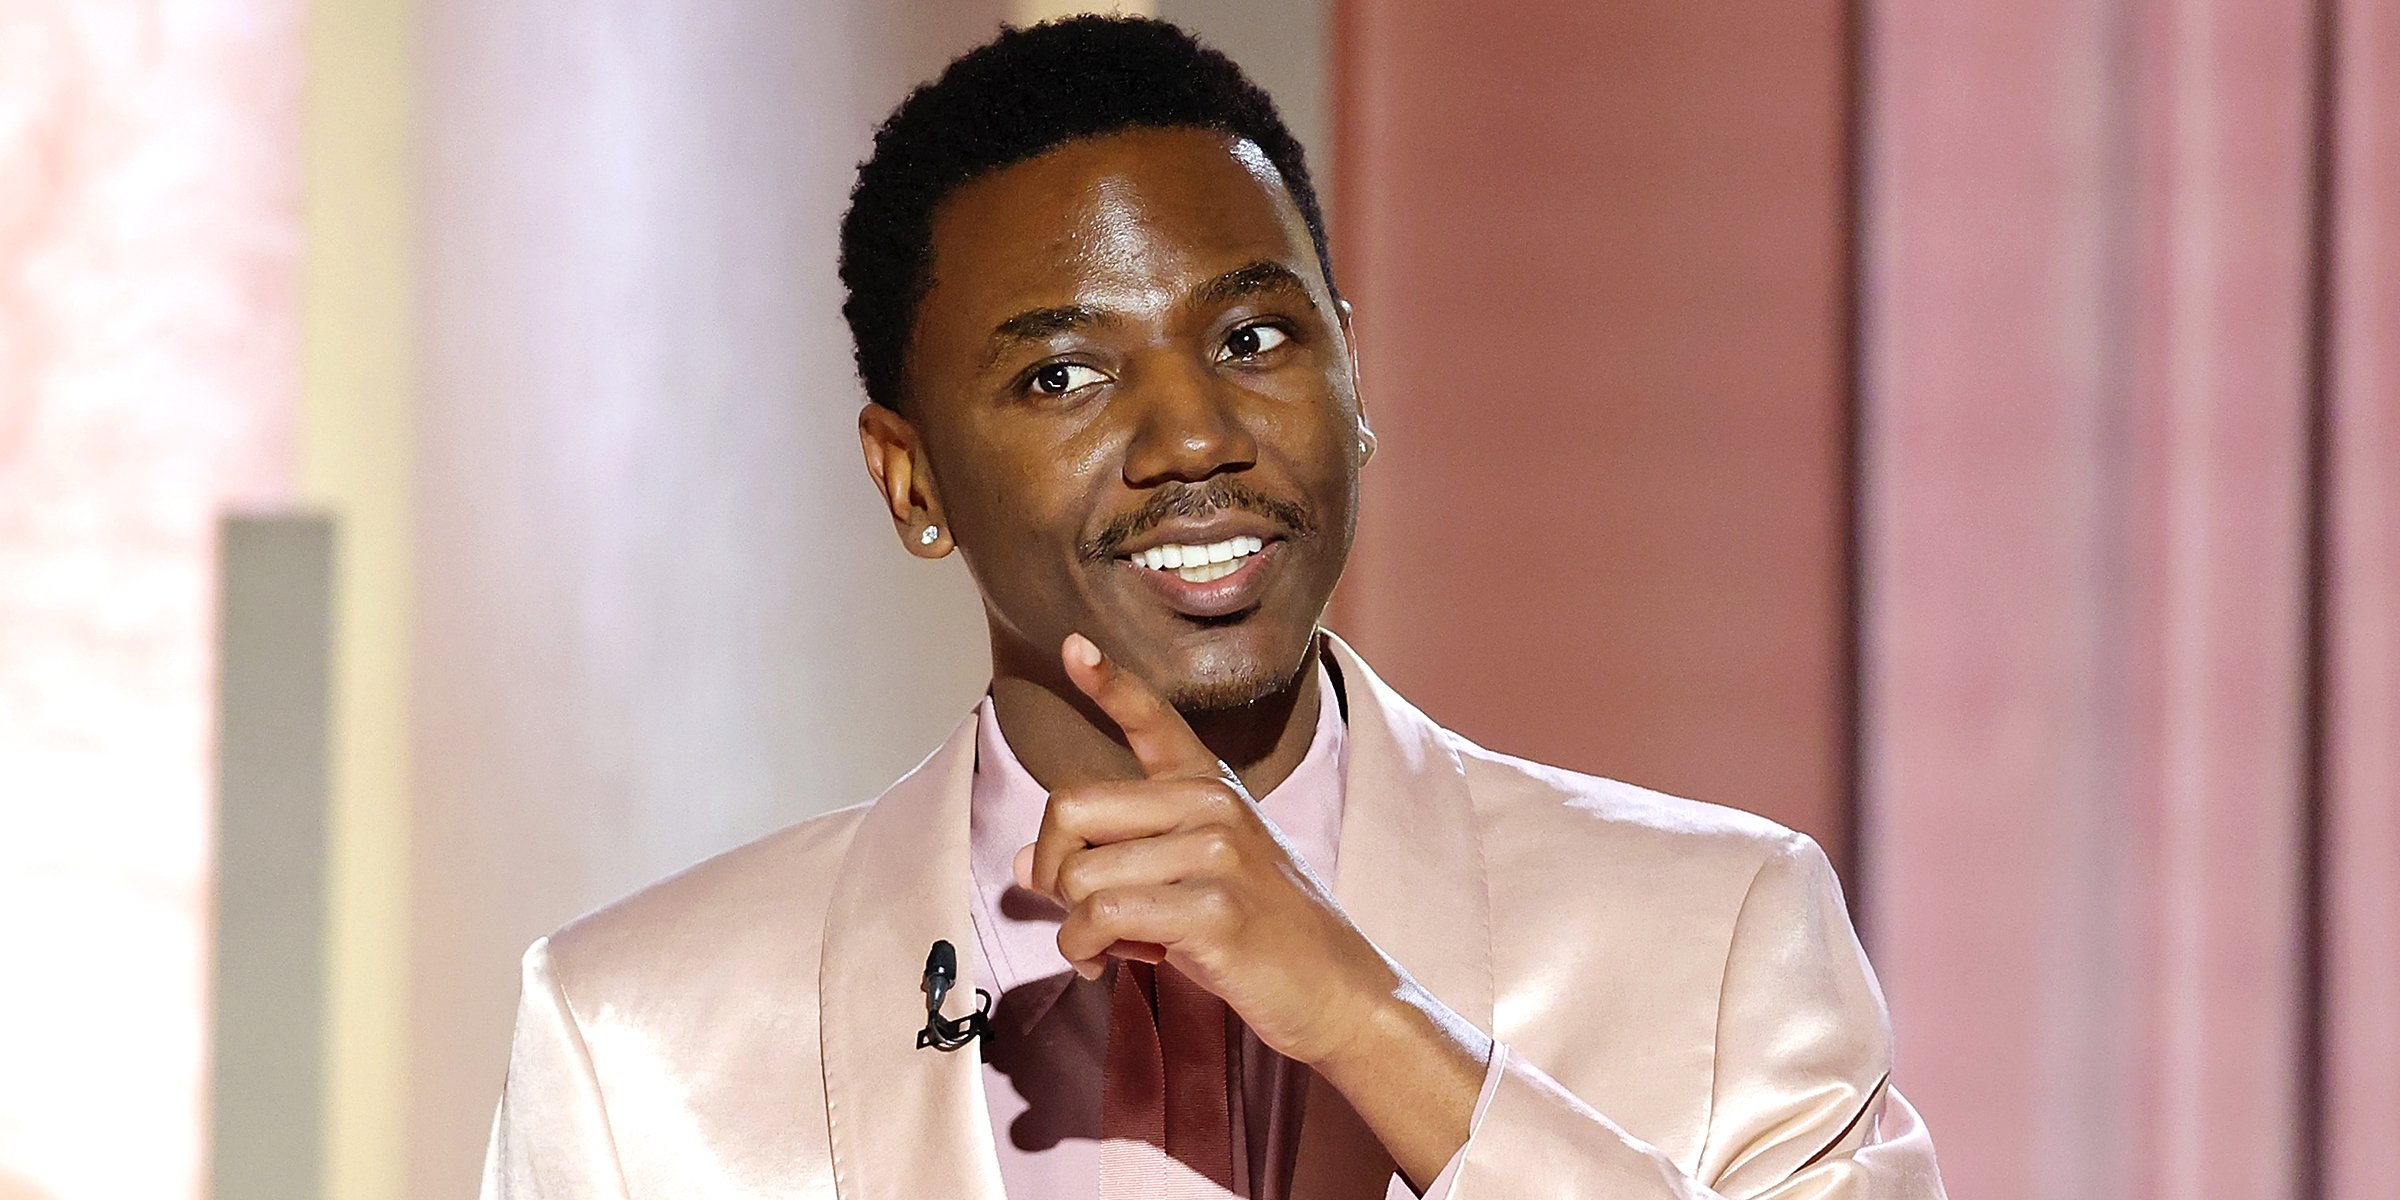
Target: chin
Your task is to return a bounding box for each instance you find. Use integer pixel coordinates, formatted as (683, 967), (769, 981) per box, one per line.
(1164, 672), (1287, 715)
(1154, 621), (1314, 715)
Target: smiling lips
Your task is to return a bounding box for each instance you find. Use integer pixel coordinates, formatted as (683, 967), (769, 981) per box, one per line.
(1123, 534), (1267, 583)
(1117, 534), (1280, 619)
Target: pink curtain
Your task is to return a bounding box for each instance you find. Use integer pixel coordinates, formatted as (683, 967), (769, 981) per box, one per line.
(1330, 0), (1857, 861)
(1864, 2), (2396, 1198)
(2325, 5), (2400, 1197)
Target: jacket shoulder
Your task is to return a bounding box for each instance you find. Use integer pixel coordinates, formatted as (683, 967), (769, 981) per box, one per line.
(503, 802), (874, 1188)
(1448, 735), (1849, 1170)
(1454, 735), (1815, 880)
(541, 800), (873, 1003)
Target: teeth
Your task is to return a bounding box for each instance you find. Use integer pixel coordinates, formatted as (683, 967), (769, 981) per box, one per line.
(1176, 559), (1240, 583)
(1127, 535), (1267, 579)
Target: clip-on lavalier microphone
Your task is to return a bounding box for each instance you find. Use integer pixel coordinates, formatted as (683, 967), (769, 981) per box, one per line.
(917, 939), (991, 1051)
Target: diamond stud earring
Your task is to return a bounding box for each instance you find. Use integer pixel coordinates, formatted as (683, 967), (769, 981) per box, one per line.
(919, 526), (940, 546)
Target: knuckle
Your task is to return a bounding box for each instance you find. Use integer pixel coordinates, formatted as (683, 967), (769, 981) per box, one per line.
(1056, 855), (1097, 903)
(1195, 826), (1241, 870)
(1190, 881), (1239, 927)
(1185, 778), (1240, 813)
(1048, 787), (1094, 827)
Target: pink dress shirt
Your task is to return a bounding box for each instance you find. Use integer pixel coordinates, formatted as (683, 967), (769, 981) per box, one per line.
(965, 666), (1497, 1199)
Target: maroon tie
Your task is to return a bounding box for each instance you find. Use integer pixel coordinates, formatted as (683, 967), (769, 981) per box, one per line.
(1100, 960), (1238, 1197)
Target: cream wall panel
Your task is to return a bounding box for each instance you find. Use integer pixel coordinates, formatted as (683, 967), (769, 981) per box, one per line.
(411, 3), (1008, 1193)
(300, 1), (417, 1197)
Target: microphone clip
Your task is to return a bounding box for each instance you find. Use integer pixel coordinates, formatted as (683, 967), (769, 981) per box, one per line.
(917, 939), (991, 1052)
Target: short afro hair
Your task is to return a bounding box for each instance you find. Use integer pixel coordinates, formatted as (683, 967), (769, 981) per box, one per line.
(838, 15), (1337, 413)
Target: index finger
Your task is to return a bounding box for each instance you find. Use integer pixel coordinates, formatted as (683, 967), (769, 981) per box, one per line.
(1061, 632), (1222, 780)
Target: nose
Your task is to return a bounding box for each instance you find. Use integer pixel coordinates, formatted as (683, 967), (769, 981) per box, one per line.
(1120, 355), (1257, 487)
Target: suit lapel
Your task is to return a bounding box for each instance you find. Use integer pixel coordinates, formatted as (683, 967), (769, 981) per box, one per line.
(819, 714), (1008, 1200)
(1291, 633), (1497, 1199)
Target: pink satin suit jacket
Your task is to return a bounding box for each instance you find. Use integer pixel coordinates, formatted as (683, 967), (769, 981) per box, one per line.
(483, 634), (1946, 1199)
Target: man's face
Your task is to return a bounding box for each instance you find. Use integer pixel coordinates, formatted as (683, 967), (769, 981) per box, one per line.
(882, 127), (1367, 710)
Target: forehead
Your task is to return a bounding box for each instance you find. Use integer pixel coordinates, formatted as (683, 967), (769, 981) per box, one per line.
(915, 127), (1320, 339)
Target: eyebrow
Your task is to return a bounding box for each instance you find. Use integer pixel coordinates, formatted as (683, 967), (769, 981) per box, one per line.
(1194, 260), (1312, 310)
(979, 260), (1315, 369)
(994, 304), (1103, 342)
(984, 304), (1110, 368)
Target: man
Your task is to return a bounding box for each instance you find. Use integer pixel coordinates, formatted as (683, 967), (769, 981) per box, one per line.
(485, 16), (1944, 1200)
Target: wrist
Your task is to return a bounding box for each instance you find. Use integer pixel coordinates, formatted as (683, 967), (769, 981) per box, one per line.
(1296, 955), (1411, 1072)
(1312, 974), (1490, 1095)
(1309, 974), (1493, 1191)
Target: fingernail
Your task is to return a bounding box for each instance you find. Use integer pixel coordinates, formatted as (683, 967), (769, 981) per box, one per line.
(1011, 844), (1035, 890)
(1075, 961), (1101, 981)
(1066, 633), (1102, 669)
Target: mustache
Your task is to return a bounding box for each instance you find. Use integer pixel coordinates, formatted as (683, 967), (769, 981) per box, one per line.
(1081, 479), (1318, 562)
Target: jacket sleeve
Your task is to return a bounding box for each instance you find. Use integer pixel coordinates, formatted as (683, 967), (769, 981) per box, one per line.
(1434, 833), (1947, 1200)
(483, 937), (636, 1200)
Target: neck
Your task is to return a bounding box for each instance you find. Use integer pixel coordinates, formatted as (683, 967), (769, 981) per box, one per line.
(986, 637), (1324, 798)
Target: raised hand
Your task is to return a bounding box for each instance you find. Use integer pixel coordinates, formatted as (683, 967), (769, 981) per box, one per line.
(1015, 632), (1492, 1188)
(1012, 632), (1397, 1068)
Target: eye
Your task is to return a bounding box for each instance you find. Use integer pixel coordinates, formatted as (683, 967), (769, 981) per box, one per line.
(1028, 362), (1108, 396)
(1217, 322), (1290, 362)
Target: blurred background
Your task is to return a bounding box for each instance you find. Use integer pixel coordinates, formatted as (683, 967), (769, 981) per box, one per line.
(0, 0), (2391, 1197)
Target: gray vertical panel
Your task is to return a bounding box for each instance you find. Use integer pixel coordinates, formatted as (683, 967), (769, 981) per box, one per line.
(1160, 0), (1336, 219)
(213, 514), (336, 1200)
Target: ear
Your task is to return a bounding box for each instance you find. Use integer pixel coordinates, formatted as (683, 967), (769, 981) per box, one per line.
(859, 402), (953, 558)
(1336, 299), (1376, 466)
